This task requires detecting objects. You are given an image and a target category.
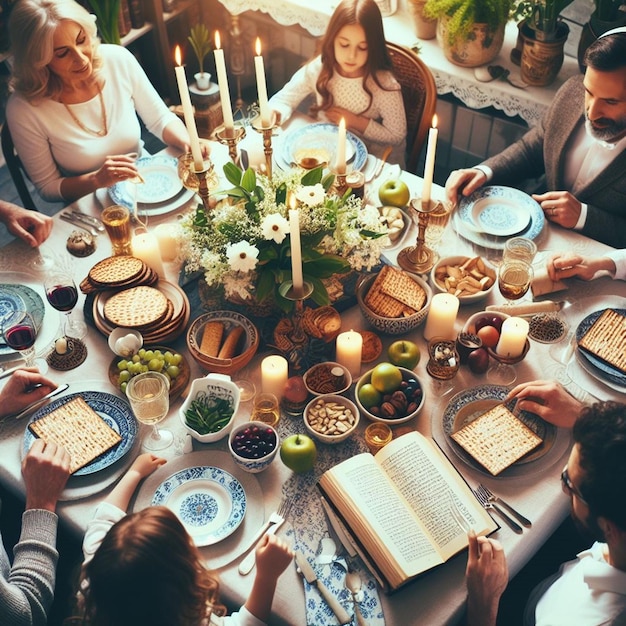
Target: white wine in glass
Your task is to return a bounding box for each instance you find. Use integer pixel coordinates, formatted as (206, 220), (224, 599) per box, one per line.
(498, 260), (533, 305)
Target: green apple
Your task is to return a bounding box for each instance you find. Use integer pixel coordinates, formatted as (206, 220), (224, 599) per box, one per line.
(280, 434), (317, 473)
(357, 383), (382, 409)
(378, 179), (410, 208)
(370, 362), (403, 394)
(388, 340), (421, 369)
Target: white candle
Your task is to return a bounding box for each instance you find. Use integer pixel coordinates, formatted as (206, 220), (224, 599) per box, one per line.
(254, 37), (270, 127)
(289, 207), (304, 297)
(421, 114), (438, 206)
(174, 46), (203, 172)
(496, 317), (529, 358)
(261, 355), (288, 399)
(213, 31), (234, 131)
(153, 223), (179, 262)
(336, 330), (362, 377)
(131, 231), (165, 278)
(336, 117), (346, 174)
(423, 292), (459, 341)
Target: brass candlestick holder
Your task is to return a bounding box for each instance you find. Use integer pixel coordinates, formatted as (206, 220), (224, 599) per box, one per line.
(397, 198), (443, 274)
(177, 153), (218, 211)
(330, 169), (348, 196)
(215, 124), (246, 164)
(251, 117), (278, 179)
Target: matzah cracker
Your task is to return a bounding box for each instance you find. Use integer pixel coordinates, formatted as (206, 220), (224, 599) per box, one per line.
(364, 267), (407, 317)
(379, 266), (426, 312)
(103, 286), (169, 328)
(451, 404), (543, 475)
(578, 308), (626, 373)
(28, 396), (122, 473)
(89, 256), (145, 286)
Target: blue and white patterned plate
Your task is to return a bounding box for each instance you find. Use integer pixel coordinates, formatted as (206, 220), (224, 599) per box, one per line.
(152, 466), (246, 546)
(576, 308), (626, 388)
(442, 384), (556, 476)
(281, 123), (368, 172)
(471, 196), (531, 236)
(0, 284), (45, 355)
(23, 391), (137, 476)
(455, 186), (545, 250)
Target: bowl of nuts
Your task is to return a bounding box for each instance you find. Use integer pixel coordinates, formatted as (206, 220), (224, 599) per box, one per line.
(228, 421), (279, 473)
(355, 365), (425, 424)
(303, 361), (352, 397)
(304, 395), (360, 444)
(431, 256), (496, 304)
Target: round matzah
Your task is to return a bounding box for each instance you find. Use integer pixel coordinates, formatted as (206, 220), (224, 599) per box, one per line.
(89, 256), (145, 286)
(103, 286), (168, 328)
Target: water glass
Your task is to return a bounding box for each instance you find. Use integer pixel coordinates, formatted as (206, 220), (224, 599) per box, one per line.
(101, 205), (132, 255)
(503, 237), (537, 264)
(251, 392), (280, 427)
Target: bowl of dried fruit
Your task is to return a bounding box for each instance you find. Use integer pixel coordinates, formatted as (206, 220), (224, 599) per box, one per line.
(228, 421), (279, 473)
(431, 256), (496, 304)
(179, 373), (239, 443)
(304, 395), (360, 444)
(303, 361), (352, 397)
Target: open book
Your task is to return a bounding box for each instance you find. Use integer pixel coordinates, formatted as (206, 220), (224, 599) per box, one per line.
(318, 431), (498, 592)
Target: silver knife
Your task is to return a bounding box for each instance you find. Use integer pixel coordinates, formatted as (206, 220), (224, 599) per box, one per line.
(60, 213), (98, 236)
(488, 495), (532, 528)
(10, 383), (69, 420)
(294, 552), (352, 625)
(71, 211), (105, 231)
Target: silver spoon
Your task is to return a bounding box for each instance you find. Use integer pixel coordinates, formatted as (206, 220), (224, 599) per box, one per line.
(345, 567), (367, 626)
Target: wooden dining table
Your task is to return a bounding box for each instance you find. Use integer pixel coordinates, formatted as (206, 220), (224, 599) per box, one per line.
(0, 130), (624, 625)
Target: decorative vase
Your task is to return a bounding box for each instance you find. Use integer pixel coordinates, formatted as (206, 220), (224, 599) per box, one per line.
(577, 13), (626, 72)
(408, 0), (437, 40)
(194, 72), (211, 91)
(436, 17), (506, 68)
(520, 21), (569, 87)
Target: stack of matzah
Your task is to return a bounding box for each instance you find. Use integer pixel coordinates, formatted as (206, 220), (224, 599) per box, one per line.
(80, 256), (158, 294)
(103, 285), (171, 330)
(451, 404), (543, 475)
(364, 266), (427, 318)
(578, 308), (626, 373)
(28, 396), (122, 474)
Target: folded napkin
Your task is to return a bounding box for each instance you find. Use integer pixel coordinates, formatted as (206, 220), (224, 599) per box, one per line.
(531, 266), (568, 297)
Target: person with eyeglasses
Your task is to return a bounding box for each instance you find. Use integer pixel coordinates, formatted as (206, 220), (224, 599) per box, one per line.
(465, 400), (626, 626)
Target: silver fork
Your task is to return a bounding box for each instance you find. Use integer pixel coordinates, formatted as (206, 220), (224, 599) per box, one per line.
(472, 488), (523, 534)
(476, 484), (532, 528)
(238, 496), (292, 575)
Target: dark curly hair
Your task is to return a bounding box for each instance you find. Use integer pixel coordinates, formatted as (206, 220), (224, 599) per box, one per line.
(573, 401), (626, 531)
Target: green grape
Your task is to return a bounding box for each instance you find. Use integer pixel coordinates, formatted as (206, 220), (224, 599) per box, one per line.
(143, 350), (155, 361)
(120, 381), (128, 394)
(138, 348), (146, 359)
(117, 359), (129, 371)
(170, 353), (183, 366)
(132, 354), (141, 363)
(164, 351), (174, 364)
(154, 350), (163, 358)
(166, 365), (180, 379)
(140, 364), (149, 373)
(118, 370), (131, 383)
(148, 358), (162, 371)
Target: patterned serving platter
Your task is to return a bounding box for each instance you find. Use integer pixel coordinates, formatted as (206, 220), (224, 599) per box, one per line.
(151, 466), (246, 546)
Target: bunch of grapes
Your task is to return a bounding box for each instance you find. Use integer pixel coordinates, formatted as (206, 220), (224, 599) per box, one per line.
(116, 348), (183, 393)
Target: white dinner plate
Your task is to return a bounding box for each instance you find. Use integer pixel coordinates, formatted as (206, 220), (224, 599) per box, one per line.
(471, 197), (531, 236)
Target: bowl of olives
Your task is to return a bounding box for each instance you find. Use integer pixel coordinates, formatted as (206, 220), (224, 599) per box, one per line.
(228, 421), (279, 473)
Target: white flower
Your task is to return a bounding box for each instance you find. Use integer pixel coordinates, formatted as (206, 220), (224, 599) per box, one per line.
(296, 183), (325, 207)
(225, 241), (259, 272)
(260, 213), (290, 243)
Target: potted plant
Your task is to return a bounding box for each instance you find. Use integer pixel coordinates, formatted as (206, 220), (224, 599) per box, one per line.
(88, 0), (121, 44)
(188, 23), (212, 91)
(577, 0), (626, 70)
(423, 0), (512, 67)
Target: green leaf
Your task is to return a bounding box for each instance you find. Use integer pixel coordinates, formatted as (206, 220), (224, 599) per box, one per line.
(223, 162), (243, 186)
(255, 270), (275, 301)
(275, 182), (288, 205)
(301, 167), (323, 186)
(305, 276), (330, 306)
(322, 173), (335, 192)
(241, 168), (257, 192)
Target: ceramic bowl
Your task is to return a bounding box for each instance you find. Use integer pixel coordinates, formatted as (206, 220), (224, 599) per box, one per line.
(430, 255), (496, 304)
(187, 311), (259, 376)
(228, 421), (279, 473)
(302, 361), (352, 397)
(355, 365), (425, 424)
(179, 373), (240, 443)
(303, 394), (360, 444)
(107, 328), (143, 357)
(462, 310), (510, 335)
(356, 272), (432, 335)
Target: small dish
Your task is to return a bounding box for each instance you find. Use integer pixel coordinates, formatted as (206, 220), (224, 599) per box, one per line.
(303, 394), (359, 444)
(431, 256), (496, 304)
(108, 328), (143, 357)
(462, 311), (510, 335)
(303, 361), (352, 396)
(228, 421), (279, 473)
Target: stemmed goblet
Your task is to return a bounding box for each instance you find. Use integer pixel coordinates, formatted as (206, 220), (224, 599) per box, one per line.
(498, 259), (533, 305)
(44, 271), (87, 340)
(1, 310), (47, 372)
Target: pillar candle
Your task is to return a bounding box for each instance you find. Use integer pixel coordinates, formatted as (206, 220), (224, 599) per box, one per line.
(131, 231), (165, 278)
(174, 46), (203, 171)
(153, 223), (179, 262)
(421, 114), (438, 205)
(261, 355), (288, 399)
(213, 31), (234, 131)
(336, 117), (346, 174)
(254, 37), (270, 127)
(335, 330), (362, 377)
(423, 292), (459, 341)
(495, 317), (529, 358)
(289, 207), (304, 297)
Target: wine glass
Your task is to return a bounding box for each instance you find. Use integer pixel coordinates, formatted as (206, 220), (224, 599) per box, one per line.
(426, 337), (460, 397)
(125, 371), (173, 451)
(1, 311), (46, 372)
(44, 271), (87, 340)
(498, 260), (533, 305)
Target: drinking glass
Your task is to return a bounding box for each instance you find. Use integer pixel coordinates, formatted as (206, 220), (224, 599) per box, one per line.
(125, 371), (172, 450)
(2, 311), (37, 367)
(426, 337), (460, 396)
(498, 260), (533, 305)
(424, 201), (452, 258)
(44, 271), (87, 339)
(502, 237), (537, 264)
(101, 205), (132, 255)
(251, 392), (280, 427)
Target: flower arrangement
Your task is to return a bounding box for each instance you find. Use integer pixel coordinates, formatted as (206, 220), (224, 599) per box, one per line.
(181, 163), (389, 312)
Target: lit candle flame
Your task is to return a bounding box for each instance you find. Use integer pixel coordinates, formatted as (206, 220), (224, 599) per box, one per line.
(174, 45), (182, 66)
(432, 114), (438, 129)
(215, 31), (221, 49)
(255, 37), (262, 56)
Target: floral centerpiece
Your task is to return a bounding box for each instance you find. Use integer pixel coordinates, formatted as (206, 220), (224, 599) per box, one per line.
(181, 163), (389, 312)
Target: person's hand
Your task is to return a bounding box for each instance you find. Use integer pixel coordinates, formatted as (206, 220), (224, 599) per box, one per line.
(255, 534), (293, 581)
(22, 439), (70, 511)
(547, 253), (615, 281)
(127, 453), (167, 479)
(465, 530), (508, 626)
(0, 368), (58, 418)
(506, 380), (584, 428)
(532, 191), (581, 229)
(445, 168), (487, 206)
(0, 201), (53, 247)
(93, 153), (141, 188)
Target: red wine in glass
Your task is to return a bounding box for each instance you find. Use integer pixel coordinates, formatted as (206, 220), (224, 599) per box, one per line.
(44, 274), (86, 339)
(2, 312), (37, 367)
(46, 284), (78, 312)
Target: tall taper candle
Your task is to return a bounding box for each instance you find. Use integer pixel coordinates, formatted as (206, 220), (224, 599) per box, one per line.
(289, 207), (304, 297)
(213, 31), (234, 131)
(421, 114), (438, 205)
(174, 46), (203, 171)
(336, 117), (347, 174)
(254, 37), (270, 126)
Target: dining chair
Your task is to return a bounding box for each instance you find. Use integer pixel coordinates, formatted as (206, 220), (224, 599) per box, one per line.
(386, 42), (437, 175)
(1, 122), (38, 211)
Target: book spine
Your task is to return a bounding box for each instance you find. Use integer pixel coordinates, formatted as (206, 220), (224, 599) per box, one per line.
(118, 0), (132, 38)
(127, 0), (145, 29)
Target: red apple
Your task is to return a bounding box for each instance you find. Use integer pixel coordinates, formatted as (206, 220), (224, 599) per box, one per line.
(488, 315), (505, 333)
(467, 348), (490, 374)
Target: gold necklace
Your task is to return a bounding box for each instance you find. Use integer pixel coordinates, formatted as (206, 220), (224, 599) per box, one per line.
(62, 83), (108, 137)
